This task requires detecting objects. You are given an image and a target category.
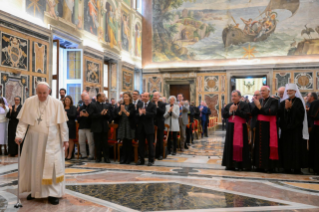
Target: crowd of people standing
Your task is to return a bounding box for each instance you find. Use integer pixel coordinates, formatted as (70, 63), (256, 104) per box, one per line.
(222, 83), (319, 175)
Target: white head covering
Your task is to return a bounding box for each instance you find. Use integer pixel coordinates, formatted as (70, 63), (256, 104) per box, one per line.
(282, 83), (308, 140)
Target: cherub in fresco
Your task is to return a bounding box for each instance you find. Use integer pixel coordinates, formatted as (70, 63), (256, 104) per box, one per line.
(46, 0), (58, 20)
(97, 27), (104, 41)
(77, 15), (83, 29)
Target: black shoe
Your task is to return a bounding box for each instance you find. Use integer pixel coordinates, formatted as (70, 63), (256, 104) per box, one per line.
(136, 160), (145, 165)
(147, 162), (154, 166)
(184, 146), (189, 149)
(27, 194), (35, 200)
(167, 152), (171, 155)
(88, 157), (94, 160)
(95, 159), (101, 163)
(293, 169), (302, 174)
(172, 152), (176, 155)
(125, 160), (131, 164)
(225, 167), (235, 171)
(80, 156), (87, 160)
(158, 156), (163, 160)
(104, 159), (111, 163)
(48, 196), (59, 205)
(120, 160), (125, 164)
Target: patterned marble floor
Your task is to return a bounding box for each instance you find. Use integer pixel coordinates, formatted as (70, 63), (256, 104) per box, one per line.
(1, 127), (319, 211)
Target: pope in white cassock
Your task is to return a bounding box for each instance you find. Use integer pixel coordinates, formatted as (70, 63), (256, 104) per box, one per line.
(15, 82), (69, 205)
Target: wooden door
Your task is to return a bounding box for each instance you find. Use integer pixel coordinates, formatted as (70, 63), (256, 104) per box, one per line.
(170, 84), (190, 100)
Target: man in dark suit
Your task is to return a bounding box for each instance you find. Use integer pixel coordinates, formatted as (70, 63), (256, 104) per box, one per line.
(90, 93), (112, 163)
(153, 91), (166, 160)
(186, 101), (195, 147)
(132, 90), (143, 110)
(136, 92), (156, 166)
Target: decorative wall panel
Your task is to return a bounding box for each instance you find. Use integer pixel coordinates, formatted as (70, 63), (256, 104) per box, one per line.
(1, 32), (29, 71)
(32, 76), (46, 95)
(122, 68), (134, 91)
(205, 94), (219, 117)
(275, 73), (291, 90)
(204, 76), (218, 92)
(86, 86), (100, 99)
(32, 42), (47, 74)
(85, 60), (100, 84)
(0, 71), (29, 105)
(294, 72), (313, 90)
(148, 76), (162, 93)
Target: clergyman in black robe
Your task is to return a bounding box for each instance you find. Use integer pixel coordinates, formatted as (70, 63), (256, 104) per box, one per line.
(308, 99), (319, 174)
(251, 86), (279, 172)
(222, 91), (251, 170)
(6, 98), (22, 156)
(278, 85), (308, 174)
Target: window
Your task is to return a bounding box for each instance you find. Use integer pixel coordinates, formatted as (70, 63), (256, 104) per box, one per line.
(103, 63), (109, 99)
(61, 49), (83, 104)
(137, 0), (142, 14)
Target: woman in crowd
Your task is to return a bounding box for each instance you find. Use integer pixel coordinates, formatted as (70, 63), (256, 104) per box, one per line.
(164, 96), (180, 155)
(117, 92), (135, 164)
(64, 95), (77, 160)
(6, 96), (22, 157)
(0, 97), (9, 155)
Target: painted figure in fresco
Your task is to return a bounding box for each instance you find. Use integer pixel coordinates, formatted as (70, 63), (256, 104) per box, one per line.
(135, 24), (141, 56)
(121, 13), (130, 51)
(85, 0), (99, 35)
(63, 0), (74, 22)
(105, 3), (118, 48)
(46, 0), (58, 20)
(240, 18), (253, 34)
(108, 5), (118, 48)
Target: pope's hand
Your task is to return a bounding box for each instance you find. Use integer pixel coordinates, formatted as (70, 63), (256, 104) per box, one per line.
(15, 138), (22, 145)
(63, 142), (69, 150)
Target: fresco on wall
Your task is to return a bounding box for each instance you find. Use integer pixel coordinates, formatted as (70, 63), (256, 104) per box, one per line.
(26, 0), (46, 20)
(46, 0), (81, 27)
(121, 9), (131, 51)
(1, 33), (29, 71)
(104, 0), (120, 47)
(134, 23), (142, 57)
(84, 0), (101, 36)
(123, 0), (131, 7)
(152, 0), (319, 62)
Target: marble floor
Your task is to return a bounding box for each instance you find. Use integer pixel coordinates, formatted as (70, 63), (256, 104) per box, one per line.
(1, 127), (319, 211)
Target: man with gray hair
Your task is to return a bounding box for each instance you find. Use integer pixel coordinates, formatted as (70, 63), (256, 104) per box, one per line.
(15, 82), (69, 205)
(177, 93), (189, 152)
(251, 86), (279, 173)
(222, 90), (251, 171)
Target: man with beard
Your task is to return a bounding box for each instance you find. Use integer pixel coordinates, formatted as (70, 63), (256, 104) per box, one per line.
(222, 90), (251, 171)
(278, 84), (308, 174)
(251, 86), (279, 173)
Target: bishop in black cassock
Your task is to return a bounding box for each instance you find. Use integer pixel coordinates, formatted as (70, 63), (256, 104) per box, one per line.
(222, 90), (251, 170)
(251, 86), (279, 172)
(278, 84), (308, 174)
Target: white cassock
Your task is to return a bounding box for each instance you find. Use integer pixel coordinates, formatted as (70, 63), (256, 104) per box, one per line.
(16, 95), (68, 198)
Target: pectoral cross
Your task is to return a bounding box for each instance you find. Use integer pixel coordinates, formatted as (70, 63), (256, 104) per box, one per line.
(37, 115), (42, 125)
